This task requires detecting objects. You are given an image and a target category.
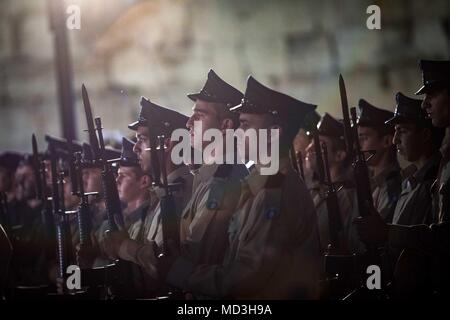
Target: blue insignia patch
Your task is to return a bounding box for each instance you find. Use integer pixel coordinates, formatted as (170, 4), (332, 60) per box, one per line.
(207, 199), (219, 210)
(265, 206), (279, 219)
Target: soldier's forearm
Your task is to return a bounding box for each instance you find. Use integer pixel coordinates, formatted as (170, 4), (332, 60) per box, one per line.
(118, 239), (158, 277)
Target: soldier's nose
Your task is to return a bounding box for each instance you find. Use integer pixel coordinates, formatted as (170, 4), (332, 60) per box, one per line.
(186, 116), (195, 129)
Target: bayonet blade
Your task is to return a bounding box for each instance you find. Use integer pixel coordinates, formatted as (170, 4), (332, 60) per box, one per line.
(32, 134), (43, 199)
(81, 84), (100, 158)
(339, 74), (354, 160)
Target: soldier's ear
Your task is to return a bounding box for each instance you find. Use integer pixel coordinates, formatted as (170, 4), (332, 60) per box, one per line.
(140, 174), (152, 189)
(268, 124), (283, 146)
(334, 149), (347, 163)
(164, 137), (175, 151)
(220, 118), (234, 133)
(381, 134), (394, 148)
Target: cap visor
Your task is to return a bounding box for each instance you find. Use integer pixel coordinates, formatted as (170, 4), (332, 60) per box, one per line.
(229, 103), (243, 112)
(128, 120), (144, 131)
(385, 115), (403, 125)
(187, 93), (200, 102)
(415, 85), (427, 95)
(107, 157), (122, 164)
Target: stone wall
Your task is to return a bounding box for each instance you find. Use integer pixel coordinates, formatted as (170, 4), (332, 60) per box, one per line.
(0, 0), (448, 151)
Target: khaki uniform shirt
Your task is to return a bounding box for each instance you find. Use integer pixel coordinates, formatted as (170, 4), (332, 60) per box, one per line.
(371, 163), (402, 223)
(312, 172), (363, 255)
(117, 165), (194, 277)
(167, 158), (321, 299)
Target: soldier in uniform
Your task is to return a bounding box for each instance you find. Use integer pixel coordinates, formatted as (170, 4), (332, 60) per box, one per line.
(357, 99), (402, 223)
(103, 98), (193, 282)
(112, 137), (153, 241)
(387, 92), (443, 226)
(76, 143), (120, 268)
(354, 59), (450, 298)
(305, 113), (363, 254)
(375, 91), (444, 287)
(163, 70), (249, 296)
(161, 75), (321, 299)
(293, 110), (320, 187)
(4, 154), (51, 290)
(106, 71), (247, 279)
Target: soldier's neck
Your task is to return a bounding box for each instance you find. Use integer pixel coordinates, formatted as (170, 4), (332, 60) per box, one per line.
(123, 196), (147, 217)
(165, 161), (182, 178)
(371, 150), (396, 177)
(330, 165), (347, 182)
(413, 147), (434, 171)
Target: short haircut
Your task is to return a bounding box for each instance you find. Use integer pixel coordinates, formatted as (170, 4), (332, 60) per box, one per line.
(212, 102), (240, 129)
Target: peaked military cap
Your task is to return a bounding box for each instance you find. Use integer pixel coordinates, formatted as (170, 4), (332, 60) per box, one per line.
(109, 137), (139, 167)
(187, 69), (243, 108)
(230, 76), (317, 126)
(317, 113), (345, 140)
(302, 110), (321, 134)
(80, 143), (120, 168)
(357, 99), (393, 127)
(415, 60), (450, 95)
(44, 135), (82, 161)
(81, 143), (97, 168)
(128, 97), (189, 137)
(385, 92), (429, 126)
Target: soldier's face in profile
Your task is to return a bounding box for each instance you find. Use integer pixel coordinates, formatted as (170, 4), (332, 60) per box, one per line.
(393, 122), (424, 162)
(14, 164), (36, 201)
(82, 167), (102, 193)
(187, 100), (222, 150)
(44, 160), (52, 185)
(238, 113), (278, 164)
(305, 135), (344, 174)
(133, 126), (152, 173)
(63, 177), (79, 210)
(422, 87), (450, 127)
(358, 126), (393, 167)
(116, 166), (144, 204)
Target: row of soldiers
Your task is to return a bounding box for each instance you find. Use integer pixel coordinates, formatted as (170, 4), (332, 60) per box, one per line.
(0, 59), (450, 300)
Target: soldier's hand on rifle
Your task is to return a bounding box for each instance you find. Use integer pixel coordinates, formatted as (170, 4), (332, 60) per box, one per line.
(76, 231), (100, 268)
(353, 203), (388, 246)
(103, 229), (129, 260)
(157, 239), (180, 280)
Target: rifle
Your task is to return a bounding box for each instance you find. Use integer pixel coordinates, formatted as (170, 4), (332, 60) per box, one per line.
(156, 135), (180, 256)
(321, 142), (343, 252)
(82, 84), (124, 231)
(339, 75), (383, 300)
(34, 135), (56, 260)
(296, 150), (305, 181)
(290, 146), (305, 180)
(312, 131), (326, 185)
(49, 144), (72, 291)
(73, 152), (94, 248)
(81, 84), (136, 299)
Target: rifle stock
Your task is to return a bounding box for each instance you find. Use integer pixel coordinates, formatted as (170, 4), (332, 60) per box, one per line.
(321, 142), (343, 251)
(74, 152), (92, 247)
(81, 85), (124, 232)
(156, 135), (180, 256)
(338, 75), (383, 300)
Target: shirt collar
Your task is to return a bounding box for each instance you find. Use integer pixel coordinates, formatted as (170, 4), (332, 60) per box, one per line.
(124, 200), (150, 227)
(247, 156), (290, 195)
(412, 152), (441, 183)
(372, 162), (401, 188)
